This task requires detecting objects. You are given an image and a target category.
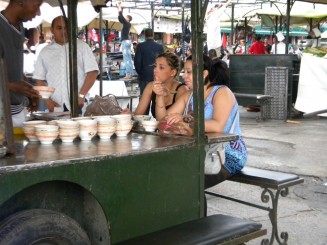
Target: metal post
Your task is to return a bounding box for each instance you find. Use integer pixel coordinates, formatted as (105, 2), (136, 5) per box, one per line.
(0, 59), (14, 154)
(67, 0), (79, 117)
(285, 0), (291, 54)
(99, 9), (103, 96)
(151, 2), (154, 30)
(231, 3), (234, 47)
(181, 0), (185, 60)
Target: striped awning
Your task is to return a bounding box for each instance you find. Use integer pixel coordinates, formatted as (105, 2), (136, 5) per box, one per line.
(254, 26), (309, 37)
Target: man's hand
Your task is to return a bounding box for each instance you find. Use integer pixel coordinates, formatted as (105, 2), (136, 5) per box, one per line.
(9, 80), (41, 99)
(78, 97), (85, 109)
(27, 97), (39, 112)
(44, 99), (59, 112)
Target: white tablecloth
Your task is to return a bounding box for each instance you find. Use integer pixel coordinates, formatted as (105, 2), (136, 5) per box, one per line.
(88, 80), (129, 109)
(295, 53), (327, 116)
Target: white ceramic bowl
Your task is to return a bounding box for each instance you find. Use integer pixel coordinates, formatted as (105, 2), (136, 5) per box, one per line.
(23, 120), (47, 127)
(79, 128), (97, 141)
(115, 129), (132, 137)
(133, 115), (152, 122)
(59, 130), (79, 143)
(94, 116), (116, 125)
(23, 121), (47, 142)
(47, 120), (58, 126)
(142, 120), (159, 132)
(112, 114), (132, 124)
(57, 120), (79, 129)
(97, 126), (116, 140)
(33, 86), (55, 99)
(72, 116), (92, 121)
(34, 125), (59, 132)
(115, 123), (133, 137)
(34, 125), (59, 144)
(77, 119), (97, 126)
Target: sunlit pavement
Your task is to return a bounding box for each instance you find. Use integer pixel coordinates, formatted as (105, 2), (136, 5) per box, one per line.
(207, 107), (327, 245)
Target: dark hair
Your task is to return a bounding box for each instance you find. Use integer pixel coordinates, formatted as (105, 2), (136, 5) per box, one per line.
(157, 52), (182, 78)
(186, 54), (212, 84)
(208, 49), (217, 59)
(126, 15), (132, 22)
(255, 35), (262, 41)
(144, 28), (154, 38)
(208, 59), (230, 88)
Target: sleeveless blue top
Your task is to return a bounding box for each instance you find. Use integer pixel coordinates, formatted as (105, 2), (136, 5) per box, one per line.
(187, 85), (247, 175)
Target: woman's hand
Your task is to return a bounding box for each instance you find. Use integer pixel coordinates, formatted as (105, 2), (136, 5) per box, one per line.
(166, 113), (184, 125)
(121, 108), (131, 114)
(153, 77), (169, 97)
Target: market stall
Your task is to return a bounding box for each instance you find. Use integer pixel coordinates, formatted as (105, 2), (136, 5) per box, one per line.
(295, 53), (327, 116)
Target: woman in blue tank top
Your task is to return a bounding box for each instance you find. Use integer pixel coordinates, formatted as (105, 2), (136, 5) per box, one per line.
(154, 56), (247, 188)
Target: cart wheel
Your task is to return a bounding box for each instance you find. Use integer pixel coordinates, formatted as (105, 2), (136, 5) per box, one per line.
(0, 209), (91, 245)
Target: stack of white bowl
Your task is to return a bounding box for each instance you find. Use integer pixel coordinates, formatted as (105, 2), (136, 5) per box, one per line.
(112, 114), (133, 137)
(94, 116), (116, 140)
(23, 120), (47, 142)
(77, 119), (97, 141)
(142, 120), (159, 132)
(57, 120), (80, 143)
(34, 125), (59, 144)
(33, 86), (55, 99)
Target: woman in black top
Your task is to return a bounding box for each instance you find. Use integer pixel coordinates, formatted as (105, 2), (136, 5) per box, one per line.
(134, 52), (188, 119)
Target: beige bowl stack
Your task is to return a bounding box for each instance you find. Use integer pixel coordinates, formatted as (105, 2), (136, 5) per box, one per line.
(34, 125), (59, 145)
(77, 119), (97, 141)
(23, 120), (47, 142)
(33, 86), (55, 99)
(94, 116), (116, 140)
(112, 114), (133, 137)
(57, 120), (80, 143)
(141, 120), (159, 132)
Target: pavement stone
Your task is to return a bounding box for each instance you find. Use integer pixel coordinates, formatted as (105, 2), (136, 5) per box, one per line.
(207, 107), (327, 245)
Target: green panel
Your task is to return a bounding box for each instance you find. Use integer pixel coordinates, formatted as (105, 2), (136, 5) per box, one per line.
(229, 54), (298, 106)
(0, 146), (201, 243)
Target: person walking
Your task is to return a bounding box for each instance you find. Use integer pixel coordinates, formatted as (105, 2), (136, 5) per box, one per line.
(205, 0), (231, 57)
(248, 36), (266, 54)
(0, 0), (43, 127)
(33, 16), (99, 113)
(134, 28), (164, 95)
(117, 1), (134, 79)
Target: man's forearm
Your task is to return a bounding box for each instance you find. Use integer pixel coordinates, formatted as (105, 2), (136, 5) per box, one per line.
(79, 70), (98, 96)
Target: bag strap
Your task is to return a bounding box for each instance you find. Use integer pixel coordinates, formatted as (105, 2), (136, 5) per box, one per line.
(183, 92), (193, 116)
(228, 109), (238, 133)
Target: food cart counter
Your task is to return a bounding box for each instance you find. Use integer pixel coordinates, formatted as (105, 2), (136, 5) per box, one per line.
(0, 132), (237, 244)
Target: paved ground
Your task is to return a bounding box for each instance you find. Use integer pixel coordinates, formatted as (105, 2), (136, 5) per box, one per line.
(207, 107), (327, 245)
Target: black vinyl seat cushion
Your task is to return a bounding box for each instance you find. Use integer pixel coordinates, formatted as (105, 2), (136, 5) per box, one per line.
(116, 214), (262, 245)
(233, 166), (299, 185)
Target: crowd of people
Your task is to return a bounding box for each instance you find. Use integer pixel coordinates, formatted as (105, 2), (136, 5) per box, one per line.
(1, 0), (305, 201)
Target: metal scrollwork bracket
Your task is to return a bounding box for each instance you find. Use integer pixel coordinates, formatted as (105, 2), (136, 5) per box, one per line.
(261, 187), (290, 245)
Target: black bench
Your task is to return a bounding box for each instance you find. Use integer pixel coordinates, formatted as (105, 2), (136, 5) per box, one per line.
(234, 93), (273, 121)
(116, 214), (267, 245)
(205, 166), (304, 245)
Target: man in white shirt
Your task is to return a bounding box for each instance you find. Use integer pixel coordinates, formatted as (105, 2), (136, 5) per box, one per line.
(271, 32), (293, 54)
(205, 0), (231, 57)
(33, 16), (99, 112)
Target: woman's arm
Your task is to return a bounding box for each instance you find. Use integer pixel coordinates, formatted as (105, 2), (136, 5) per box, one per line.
(156, 91), (190, 122)
(205, 87), (235, 133)
(175, 83), (188, 99)
(134, 82), (153, 115)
